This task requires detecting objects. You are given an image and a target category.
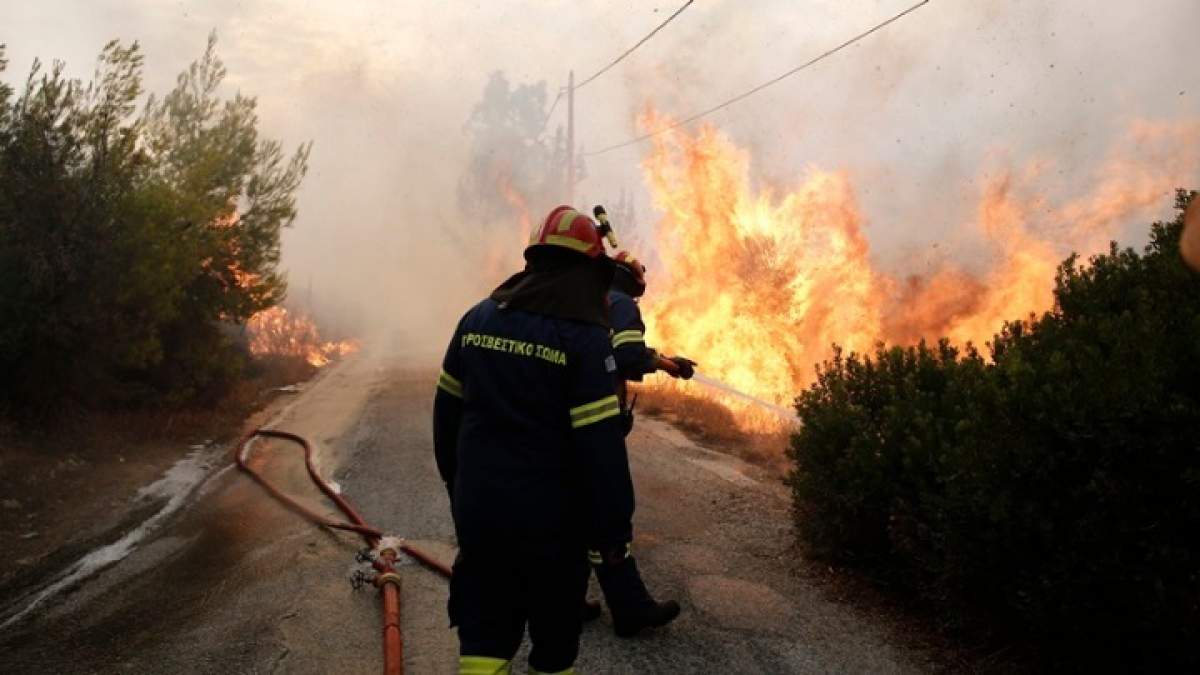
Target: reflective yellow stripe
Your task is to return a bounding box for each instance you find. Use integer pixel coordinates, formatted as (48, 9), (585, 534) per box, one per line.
(569, 395), (620, 429)
(568, 391), (619, 417)
(611, 329), (644, 348)
(571, 403), (620, 428)
(570, 395), (619, 418)
(556, 210), (577, 233)
(572, 404), (621, 428)
(438, 370), (463, 398)
(459, 655), (512, 674)
(544, 234), (592, 252)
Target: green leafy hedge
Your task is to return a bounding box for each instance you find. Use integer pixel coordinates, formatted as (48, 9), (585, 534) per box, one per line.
(787, 191), (1200, 667)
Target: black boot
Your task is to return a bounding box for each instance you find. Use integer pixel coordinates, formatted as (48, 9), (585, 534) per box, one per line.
(612, 597), (680, 638)
(594, 555), (680, 638)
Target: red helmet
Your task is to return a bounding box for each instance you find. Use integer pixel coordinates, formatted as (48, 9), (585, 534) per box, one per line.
(527, 205), (605, 258)
(613, 250), (646, 283)
(612, 250), (647, 295)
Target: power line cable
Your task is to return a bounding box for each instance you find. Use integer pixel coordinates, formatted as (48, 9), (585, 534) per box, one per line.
(584, 0), (930, 157)
(537, 88), (564, 135)
(574, 0), (695, 91)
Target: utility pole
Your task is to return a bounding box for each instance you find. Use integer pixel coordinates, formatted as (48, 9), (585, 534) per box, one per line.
(566, 70), (575, 205)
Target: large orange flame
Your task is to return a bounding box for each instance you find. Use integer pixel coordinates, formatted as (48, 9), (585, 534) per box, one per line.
(641, 114), (885, 407)
(638, 113), (1200, 422)
(888, 119), (1200, 346)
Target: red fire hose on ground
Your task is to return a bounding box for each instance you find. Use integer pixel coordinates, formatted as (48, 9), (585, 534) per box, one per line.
(235, 429), (451, 675)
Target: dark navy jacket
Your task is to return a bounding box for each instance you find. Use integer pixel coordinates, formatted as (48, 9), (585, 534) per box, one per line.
(607, 290), (658, 382)
(433, 298), (634, 553)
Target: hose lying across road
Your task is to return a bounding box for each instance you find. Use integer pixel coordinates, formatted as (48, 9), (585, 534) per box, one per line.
(235, 428), (451, 675)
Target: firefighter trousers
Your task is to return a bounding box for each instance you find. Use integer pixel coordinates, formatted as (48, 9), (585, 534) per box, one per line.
(450, 544), (590, 673)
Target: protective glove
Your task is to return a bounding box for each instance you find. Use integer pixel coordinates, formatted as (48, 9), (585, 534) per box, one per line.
(666, 356), (696, 380)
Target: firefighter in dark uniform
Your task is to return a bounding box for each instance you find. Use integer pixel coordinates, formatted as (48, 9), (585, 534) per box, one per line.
(576, 249), (692, 638)
(433, 206), (673, 675)
(608, 250), (696, 414)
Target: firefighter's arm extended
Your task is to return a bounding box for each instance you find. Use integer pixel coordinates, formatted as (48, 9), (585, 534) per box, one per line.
(609, 295), (658, 381)
(654, 354), (696, 379)
(610, 294), (696, 380)
(613, 332), (696, 381)
(432, 323), (465, 499)
(568, 327), (636, 550)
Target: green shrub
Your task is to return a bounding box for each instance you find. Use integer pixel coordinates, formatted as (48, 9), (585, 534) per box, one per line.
(787, 191), (1200, 666)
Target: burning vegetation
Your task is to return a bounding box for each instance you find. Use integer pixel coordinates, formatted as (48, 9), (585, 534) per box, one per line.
(246, 306), (359, 368)
(636, 112), (1200, 427)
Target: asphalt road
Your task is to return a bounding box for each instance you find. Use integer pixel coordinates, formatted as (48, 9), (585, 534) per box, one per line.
(0, 352), (939, 674)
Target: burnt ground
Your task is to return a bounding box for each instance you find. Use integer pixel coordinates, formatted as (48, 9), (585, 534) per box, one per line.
(1, 352), (961, 674)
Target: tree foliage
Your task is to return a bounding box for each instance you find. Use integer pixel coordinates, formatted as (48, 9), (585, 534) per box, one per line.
(457, 71), (580, 220)
(0, 35), (310, 409)
(788, 191), (1200, 667)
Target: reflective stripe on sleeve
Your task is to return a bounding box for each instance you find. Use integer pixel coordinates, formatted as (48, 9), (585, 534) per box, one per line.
(569, 395), (620, 428)
(459, 655), (512, 675)
(437, 369), (463, 398)
(611, 329), (645, 348)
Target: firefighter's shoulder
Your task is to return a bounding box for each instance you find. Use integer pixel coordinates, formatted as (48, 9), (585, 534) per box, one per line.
(608, 290), (641, 327)
(458, 297), (499, 327)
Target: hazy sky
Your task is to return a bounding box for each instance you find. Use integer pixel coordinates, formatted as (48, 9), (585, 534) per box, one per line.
(3, 0), (1198, 342)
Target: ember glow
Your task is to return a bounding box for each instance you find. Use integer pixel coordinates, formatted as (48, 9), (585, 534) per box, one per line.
(246, 306), (359, 367)
(638, 114), (1200, 422)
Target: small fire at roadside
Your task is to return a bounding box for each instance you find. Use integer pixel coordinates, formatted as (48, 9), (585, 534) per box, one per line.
(246, 306), (359, 367)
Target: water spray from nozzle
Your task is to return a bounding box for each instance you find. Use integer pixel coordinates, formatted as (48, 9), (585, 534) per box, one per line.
(690, 373), (798, 424)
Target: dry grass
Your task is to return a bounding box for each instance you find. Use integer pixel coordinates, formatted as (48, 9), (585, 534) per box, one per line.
(632, 380), (794, 475)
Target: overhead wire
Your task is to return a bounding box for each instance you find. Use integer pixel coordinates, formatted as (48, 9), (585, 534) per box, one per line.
(584, 0), (931, 157)
(538, 1), (693, 138)
(537, 88), (564, 135)
(574, 0), (695, 91)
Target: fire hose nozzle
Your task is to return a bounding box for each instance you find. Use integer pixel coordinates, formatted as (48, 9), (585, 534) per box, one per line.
(593, 205), (619, 249)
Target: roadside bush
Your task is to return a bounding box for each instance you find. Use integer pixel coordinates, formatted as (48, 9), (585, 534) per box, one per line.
(787, 191), (1200, 666)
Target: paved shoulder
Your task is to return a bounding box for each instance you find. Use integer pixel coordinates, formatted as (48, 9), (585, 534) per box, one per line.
(572, 418), (933, 674)
(0, 361), (939, 674)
